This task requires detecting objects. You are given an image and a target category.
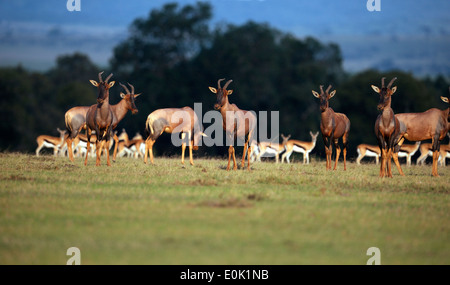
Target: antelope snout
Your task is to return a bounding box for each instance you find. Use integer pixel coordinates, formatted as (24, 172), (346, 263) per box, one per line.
(132, 109), (138, 114)
(97, 99), (104, 104)
(214, 104), (221, 110)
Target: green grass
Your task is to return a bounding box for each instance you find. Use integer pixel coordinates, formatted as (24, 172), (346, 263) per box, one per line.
(0, 152), (449, 264)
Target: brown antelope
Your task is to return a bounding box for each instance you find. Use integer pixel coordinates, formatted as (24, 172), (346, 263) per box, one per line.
(64, 79), (140, 162)
(35, 128), (67, 156)
(417, 133), (450, 166)
(281, 131), (319, 164)
(397, 142), (421, 166)
(256, 134), (290, 163)
(312, 85), (350, 170)
(356, 144), (381, 165)
(209, 79), (257, 171)
(395, 88), (450, 176)
(84, 72), (115, 166)
(144, 107), (205, 165)
(372, 77), (405, 178)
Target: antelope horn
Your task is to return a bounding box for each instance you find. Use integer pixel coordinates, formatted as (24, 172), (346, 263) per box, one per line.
(119, 83), (131, 94)
(326, 85), (332, 93)
(127, 83), (135, 94)
(223, 79), (233, 90)
(319, 85), (324, 93)
(217, 78), (225, 89)
(381, 77), (386, 88)
(387, 77), (397, 89)
(105, 73), (113, 83)
(98, 71), (104, 82)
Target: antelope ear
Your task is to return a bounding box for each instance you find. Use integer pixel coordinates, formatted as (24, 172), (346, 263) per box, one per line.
(329, 90), (336, 98)
(89, 80), (98, 87)
(312, 90), (320, 98)
(371, 85), (380, 93)
(287, 135), (291, 139)
(134, 93), (142, 98)
(209, 87), (217, 93)
(109, 81), (115, 88)
(227, 90), (233, 95)
(441, 96), (449, 103)
(310, 131), (313, 136)
(120, 92), (126, 98)
(201, 132), (208, 137)
(391, 86), (397, 94)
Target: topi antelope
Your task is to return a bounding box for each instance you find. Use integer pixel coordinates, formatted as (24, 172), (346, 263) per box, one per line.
(144, 107), (205, 165)
(209, 79), (257, 171)
(35, 128), (67, 156)
(372, 77), (405, 177)
(356, 144), (381, 165)
(84, 71), (115, 166)
(256, 134), (290, 163)
(282, 131), (319, 164)
(312, 85), (350, 170)
(394, 87), (450, 176)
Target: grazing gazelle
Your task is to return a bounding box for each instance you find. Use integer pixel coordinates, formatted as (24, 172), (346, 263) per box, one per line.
(84, 72), (115, 166)
(144, 107), (205, 165)
(256, 134), (290, 163)
(397, 142), (421, 166)
(395, 88), (450, 176)
(209, 79), (257, 171)
(312, 85), (350, 170)
(372, 77), (405, 177)
(281, 131), (319, 164)
(356, 144), (381, 165)
(35, 128), (67, 156)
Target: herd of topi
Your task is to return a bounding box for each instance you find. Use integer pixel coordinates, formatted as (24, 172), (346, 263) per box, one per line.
(35, 73), (450, 177)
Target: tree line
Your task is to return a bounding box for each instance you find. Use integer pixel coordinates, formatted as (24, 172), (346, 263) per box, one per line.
(0, 2), (448, 159)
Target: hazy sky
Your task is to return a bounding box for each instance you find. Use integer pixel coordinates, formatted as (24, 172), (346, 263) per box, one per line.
(1, 0), (449, 76)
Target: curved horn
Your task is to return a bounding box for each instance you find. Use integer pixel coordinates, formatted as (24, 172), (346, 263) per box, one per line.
(98, 71), (104, 82)
(223, 79), (233, 90)
(127, 83), (135, 94)
(119, 83), (131, 94)
(381, 77), (386, 88)
(326, 85), (332, 93)
(105, 73), (113, 83)
(217, 78), (225, 89)
(319, 85), (324, 93)
(387, 77), (397, 89)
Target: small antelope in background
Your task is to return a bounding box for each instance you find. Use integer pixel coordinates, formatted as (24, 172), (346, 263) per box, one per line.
(209, 79), (257, 171)
(35, 128), (66, 156)
(144, 106), (205, 165)
(417, 133), (450, 166)
(85, 72), (115, 166)
(312, 85), (350, 170)
(281, 131), (319, 164)
(256, 134), (290, 163)
(395, 88), (450, 176)
(372, 77), (405, 177)
(397, 142), (421, 166)
(356, 144), (381, 165)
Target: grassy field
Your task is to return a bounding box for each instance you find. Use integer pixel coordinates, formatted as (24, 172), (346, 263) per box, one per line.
(0, 152), (449, 265)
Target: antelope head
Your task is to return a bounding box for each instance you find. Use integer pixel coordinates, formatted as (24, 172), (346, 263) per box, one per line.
(89, 71), (115, 104)
(209, 78), (233, 110)
(310, 131), (319, 141)
(281, 134), (291, 146)
(312, 85), (336, 112)
(371, 77), (397, 111)
(119, 82), (141, 114)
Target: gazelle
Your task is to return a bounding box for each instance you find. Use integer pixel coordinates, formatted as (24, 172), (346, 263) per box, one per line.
(356, 144), (381, 165)
(417, 133), (450, 166)
(84, 72), (115, 166)
(372, 77), (405, 177)
(312, 85), (350, 170)
(397, 142), (421, 166)
(209, 79), (257, 171)
(256, 134), (290, 163)
(281, 131), (319, 164)
(35, 128), (67, 156)
(64, 79), (140, 162)
(144, 106), (205, 165)
(395, 88), (450, 176)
